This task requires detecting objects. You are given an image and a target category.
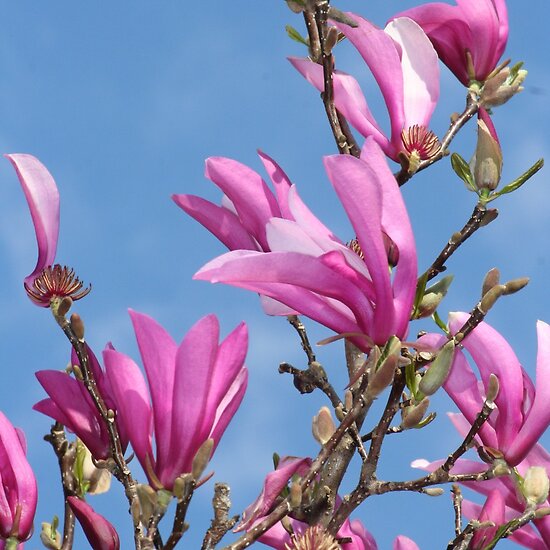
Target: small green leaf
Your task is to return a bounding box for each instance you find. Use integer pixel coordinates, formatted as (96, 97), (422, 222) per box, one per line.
(432, 310), (449, 335)
(451, 152), (477, 192)
(491, 158), (544, 199)
(413, 271), (429, 317)
(285, 24), (309, 46)
(413, 411), (436, 429)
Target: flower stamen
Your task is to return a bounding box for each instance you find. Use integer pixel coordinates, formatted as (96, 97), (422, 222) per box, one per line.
(285, 525), (341, 550)
(401, 124), (441, 170)
(25, 264), (91, 306)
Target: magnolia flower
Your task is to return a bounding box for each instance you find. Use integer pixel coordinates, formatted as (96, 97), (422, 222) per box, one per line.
(421, 313), (550, 466)
(393, 536), (420, 550)
(6, 154), (90, 306)
(290, 16), (440, 164)
(195, 140), (417, 350)
(34, 345), (129, 461)
(68, 497), (120, 550)
(0, 412), (37, 545)
(103, 310), (248, 490)
(393, 0), (508, 85)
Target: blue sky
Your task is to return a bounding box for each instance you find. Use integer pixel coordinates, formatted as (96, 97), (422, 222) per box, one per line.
(0, 1), (549, 548)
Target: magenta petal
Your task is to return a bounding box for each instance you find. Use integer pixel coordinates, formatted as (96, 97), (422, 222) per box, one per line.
(507, 321), (550, 465)
(0, 412), (37, 541)
(103, 349), (153, 477)
(68, 497), (119, 550)
(257, 150), (293, 220)
(469, 489), (505, 549)
(323, 154), (393, 342)
(236, 456), (312, 532)
(449, 312), (524, 450)
(205, 157), (281, 250)
(162, 315), (219, 486)
(128, 309), (177, 475)
(5, 154), (60, 291)
(172, 194), (257, 250)
(393, 535), (420, 550)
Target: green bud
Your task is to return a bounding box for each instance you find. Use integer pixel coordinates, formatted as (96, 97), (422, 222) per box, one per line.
(192, 438), (214, 480)
(419, 340), (455, 396)
(482, 268), (500, 298)
(415, 275), (454, 319)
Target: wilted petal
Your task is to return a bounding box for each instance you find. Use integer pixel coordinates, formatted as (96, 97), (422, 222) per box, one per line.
(5, 154), (60, 293)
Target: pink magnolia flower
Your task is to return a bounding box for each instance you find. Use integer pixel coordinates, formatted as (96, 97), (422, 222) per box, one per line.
(290, 16), (440, 163)
(103, 310), (248, 490)
(393, 0), (508, 85)
(0, 412), (37, 544)
(421, 313), (550, 466)
(393, 536), (420, 550)
(68, 497), (120, 550)
(6, 154), (89, 306)
(34, 345), (129, 460)
(195, 140), (417, 350)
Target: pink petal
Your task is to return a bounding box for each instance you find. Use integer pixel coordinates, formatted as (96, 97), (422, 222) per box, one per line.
(393, 535), (420, 550)
(384, 18), (439, 129)
(257, 150), (293, 220)
(205, 157), (281, 250)
(128, 309), (177, 475)
(172, 194), (257, 250)
(5, 154), (60, 293)
(507, 321), (550, 465)
(103, 349), (153, 479)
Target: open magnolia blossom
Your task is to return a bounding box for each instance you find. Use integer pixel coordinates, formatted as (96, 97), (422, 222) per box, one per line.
(194, 140), (417, 351)
(393, 0), (508, 85)
(290, 16), (440, 165)
(0, 412), (37, 545)
(420, 313), (550, 466)
(103, 310), (248, 490)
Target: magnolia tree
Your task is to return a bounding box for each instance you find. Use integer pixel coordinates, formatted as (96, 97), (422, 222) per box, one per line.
(0, 1), (548, 549)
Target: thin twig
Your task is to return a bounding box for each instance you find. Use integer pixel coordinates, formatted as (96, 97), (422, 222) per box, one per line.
(44, 422), (77, 550)
(451, 485), (463, 537)
(163, 479), (196, 550)
(287, 315), (316, 365)
(425, 203), (490, 283)
(202, 483), (239, 550)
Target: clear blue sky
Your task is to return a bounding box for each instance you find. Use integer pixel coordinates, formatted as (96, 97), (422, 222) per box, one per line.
(0, 2), (549, 548)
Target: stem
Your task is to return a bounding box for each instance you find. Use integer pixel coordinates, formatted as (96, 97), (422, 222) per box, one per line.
(202, 483), (239, 550)
(163, 480), (195, 550)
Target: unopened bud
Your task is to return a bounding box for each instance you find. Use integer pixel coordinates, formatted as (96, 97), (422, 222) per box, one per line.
(57, 296), (73, 317)
(286, 0), (304, 13)
(137, 484), (158, 524)
(479, 284), (506, 314)
(312, 406), (336, 445)
(70, 313), (85, 340)
(192, 438), (214, 480)
(419, 340), (455, 396)
(481, 65), (527, 108)
(486, 374), (500, 405)
(415, 275), (454, 319)
(325, 26), (339, 53)
(173, 473), (193, 500)
(482, 268), (500, 298)
(424, 487), (444, 497)
(344, 390), (353, 411)
(40, 521), (62, 550)
(401, 397), (430, 429)
(367, 354), (397, 398)
(522, 467), (550, 507)
(289, 481), (302, 508)
(470, 119), (502, 191)
(478, 446), (504, 464)
(503, 277), (529, 295)
(535, 507), (550, 519)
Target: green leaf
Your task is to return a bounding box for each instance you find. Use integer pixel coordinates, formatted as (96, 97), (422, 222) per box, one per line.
(285, 24), (309, 46)
(413, 271), (429, 317)
(491, 158), (544, 199)
(451, 152), (477, 192)
(413, 411), (436, 429)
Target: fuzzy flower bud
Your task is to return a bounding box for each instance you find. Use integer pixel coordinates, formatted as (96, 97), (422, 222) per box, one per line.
(312, 407), (336, 446)
(470, 119), (502, 191)
(522, 467), (550, 507)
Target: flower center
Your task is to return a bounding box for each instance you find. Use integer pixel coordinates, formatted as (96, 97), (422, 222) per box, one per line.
(285, 525), (341, 550)
(25, 264), (91, 306)
(401, 124), (441, 162)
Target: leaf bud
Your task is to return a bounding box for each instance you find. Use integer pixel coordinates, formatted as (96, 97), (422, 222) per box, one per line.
(419, 340), (455, 396)
(503, 277), (529, 295)
(40, 521), (62, 550)
(479, 284), (506, 314)
(482, 268), (500, 298)
(286, 0), (304, 13)
(481, 64), (527, 108)
(137, 484), (158, 524)
(415, 275), (454, 319)
(486, 374), (500, 405)
(70, 313), (85, 340)
(289, 481), (302, 508)
(401, 397), (430, 429)
(479, 208), (499, 227)
(424, 487), (444, 497)
(522, 466), (550, 507)
(192, 438), (214, 480)
(312, 406), (336, 445)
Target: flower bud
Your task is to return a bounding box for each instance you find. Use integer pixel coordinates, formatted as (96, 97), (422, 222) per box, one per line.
(470, 119), (502, 191)
(312, 406), (336, 445)
(419, 340), (455, 396)
(68, 497), (120, 550)
(522, 466), (550, 507)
